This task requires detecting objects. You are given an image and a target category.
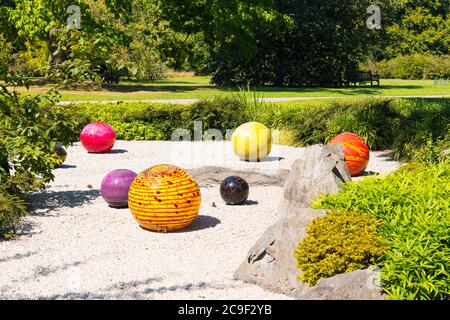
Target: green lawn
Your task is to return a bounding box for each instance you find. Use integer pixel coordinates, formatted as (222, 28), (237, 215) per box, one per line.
(10, 76), (450, 101)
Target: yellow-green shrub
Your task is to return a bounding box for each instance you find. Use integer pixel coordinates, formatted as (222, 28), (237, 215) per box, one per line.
(295, 211), (388, 286)
(313, 161), (450, 299)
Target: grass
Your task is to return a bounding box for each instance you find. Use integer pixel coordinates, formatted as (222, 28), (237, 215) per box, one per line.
(8, 77), (450, 101)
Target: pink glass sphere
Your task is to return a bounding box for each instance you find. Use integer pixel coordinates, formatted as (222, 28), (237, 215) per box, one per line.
(80, 122), (116, 153)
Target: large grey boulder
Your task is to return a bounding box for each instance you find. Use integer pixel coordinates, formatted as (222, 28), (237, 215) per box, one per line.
(278, 144), (351, 215)
(233, 211), (385, 300)
(234, 209), (326, 297)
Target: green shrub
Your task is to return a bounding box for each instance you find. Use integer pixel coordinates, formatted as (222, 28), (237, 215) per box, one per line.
(74, 97), (251, 141)
(0, 88), (80, 193)
(188, 97), (251, 134)
(391, 99), (450, 162)
(268, 98), (449, 161)
(313, 161), (450, 300)
(325, 99), (400, 149)
(377, 54), (450, 80)
(267, 99), (400, 150)
(295, 211), (387, 286)
(0, 188), (28, 239)
(74, 97), (449, 162)
(0, 86), (80, 238)
(268, 104), (332, 146)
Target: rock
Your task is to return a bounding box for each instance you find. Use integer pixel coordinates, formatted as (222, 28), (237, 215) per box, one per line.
(299, 269), (385, 300)
(278, 144), (351, 215)
(441, 149), (450, 157)
(188, 166), (289, 187)
(234, 211), (385, 300)
(233, 209), (326, 297)
(234, 144), (383, 299)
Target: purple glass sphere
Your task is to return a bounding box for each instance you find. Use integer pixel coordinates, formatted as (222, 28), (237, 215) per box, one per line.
(101, 169), (137, 208)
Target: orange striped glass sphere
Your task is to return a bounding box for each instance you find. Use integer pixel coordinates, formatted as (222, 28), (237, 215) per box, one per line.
(328, 132), (370, 177)
(128, 164), (201, 232)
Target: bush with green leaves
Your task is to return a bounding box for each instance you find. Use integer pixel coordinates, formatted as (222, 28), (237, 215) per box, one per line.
(266, 99), (401, 149)
(0, 88), (79, 193)
(267, 98), (449, 161)
(390, 99), (450, 162)
(295, 211), (387, 286)
(313, 161), (450, 300)
(73, 97), (252, 141)
(0, 86), (80, 238)
(73, 97), (449, 162)
(376, 54), (450, 80)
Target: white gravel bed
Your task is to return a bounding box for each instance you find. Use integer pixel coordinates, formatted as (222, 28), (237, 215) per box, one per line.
(0, 141), (400, 300)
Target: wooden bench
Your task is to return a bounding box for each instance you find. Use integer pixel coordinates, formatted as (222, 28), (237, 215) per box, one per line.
(348, 71), (380, 87)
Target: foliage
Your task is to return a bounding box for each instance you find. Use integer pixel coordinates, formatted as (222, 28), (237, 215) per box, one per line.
(0, 33), (12, 78)
(295, 211), (387, 286)
(409, 134), (450, 164)
(0, 88), (79, 193)
(376, 54), (450, 80)
(3, 0), (213, 84)
(267, 98), (449, 161)
(73, 97), (251, 140)
(0, 82), (80, 238)
(164, 0), (446, 86)
(3, 0), (450, 84)
(6, 0), (158, 84)
(267, 99), (401, 150)
(390, 98), (450, 162)
(384, 0), (450, 58)
(313, 161), (450, 299)
(7, 0), (131, 84)
(0, 188), (28, 239)
(73, 97), (449, 162)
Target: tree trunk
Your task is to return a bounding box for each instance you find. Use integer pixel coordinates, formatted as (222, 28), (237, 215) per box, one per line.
(45, 29), (60, 79)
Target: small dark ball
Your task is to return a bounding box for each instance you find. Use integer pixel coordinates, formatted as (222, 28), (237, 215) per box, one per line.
(220, 176), (249, 205)
(54, 143), (68, 162)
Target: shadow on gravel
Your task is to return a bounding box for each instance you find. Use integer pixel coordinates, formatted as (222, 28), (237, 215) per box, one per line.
(107, 149), (128, 154)
(0, 260), (88, 295)
(58, 164), (77, 169)
(174, 215), (221, 233)
(29, 189), (101, 216)
(244, 156), (285, 162)
(0, 251), (38, 263)
(33, 280), (237, 300)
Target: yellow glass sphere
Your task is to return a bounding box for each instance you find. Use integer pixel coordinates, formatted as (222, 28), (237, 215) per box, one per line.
(128, 164), (201, 232)
(232, 122), (272, 161)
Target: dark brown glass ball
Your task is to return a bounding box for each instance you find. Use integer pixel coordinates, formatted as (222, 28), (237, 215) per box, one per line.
(220, 176), (249, 205)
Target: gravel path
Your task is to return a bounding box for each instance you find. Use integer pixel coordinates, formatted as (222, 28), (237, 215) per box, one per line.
(57, 95), (450, 105)
(0, 141), (401, 300)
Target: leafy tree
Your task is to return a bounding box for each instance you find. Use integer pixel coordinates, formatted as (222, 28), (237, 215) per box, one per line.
(161, 0), (395, 86)
(384, 0), (450, 57)
(8, 0), (133, 84)
(0, 33), (12, 77)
